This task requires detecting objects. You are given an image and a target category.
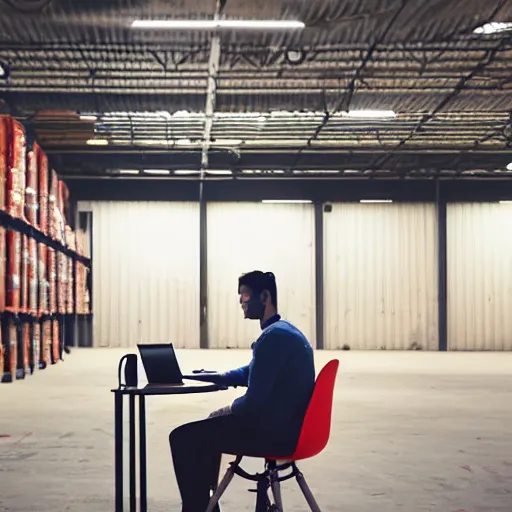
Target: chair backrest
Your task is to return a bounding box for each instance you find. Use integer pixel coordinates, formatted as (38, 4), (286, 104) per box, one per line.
(291, 359), (339, 460)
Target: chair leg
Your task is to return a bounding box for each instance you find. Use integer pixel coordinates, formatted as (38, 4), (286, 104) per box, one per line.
(205, 463), (236, 512)
(295, 469), (321, 512)
(270, 471), (284, 512)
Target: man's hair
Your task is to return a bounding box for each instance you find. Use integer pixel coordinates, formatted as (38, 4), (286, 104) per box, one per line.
(238, 271), (277, 307)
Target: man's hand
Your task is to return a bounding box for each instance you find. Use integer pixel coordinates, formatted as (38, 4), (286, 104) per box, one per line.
(208, 405), (232, 418)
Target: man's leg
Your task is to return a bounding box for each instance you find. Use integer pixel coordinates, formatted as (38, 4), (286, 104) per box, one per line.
(170, 423), (212, 512)
(170, 414), (292, 512)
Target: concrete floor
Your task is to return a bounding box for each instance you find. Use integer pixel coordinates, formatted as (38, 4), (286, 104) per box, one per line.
(0, 349), (511, 512)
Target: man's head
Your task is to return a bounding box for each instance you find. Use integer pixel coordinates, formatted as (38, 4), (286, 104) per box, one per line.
(238, 271), (277, 322)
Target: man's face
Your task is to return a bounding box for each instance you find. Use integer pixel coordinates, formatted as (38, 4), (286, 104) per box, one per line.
(239, 285), (252, 318)
(239, 285), (265, 320)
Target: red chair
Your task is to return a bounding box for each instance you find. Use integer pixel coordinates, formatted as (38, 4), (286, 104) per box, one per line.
(206, 359), (340, 512)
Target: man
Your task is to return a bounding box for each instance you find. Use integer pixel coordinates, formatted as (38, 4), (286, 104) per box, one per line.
(169, 270), (316, 512)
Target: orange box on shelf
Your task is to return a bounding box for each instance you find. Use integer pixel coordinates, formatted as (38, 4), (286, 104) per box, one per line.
(51, 319), (60, 364)
(25, 142), (39, 227)
(21, 321), (30, 375)
(57, 252), (68, 314)
(31, 321), (40, 373)
(38, 149), (49, 235)
(0, 333), (4, 381)
(0, 226), (6, 311)
(7, 319), (17, 380)
(27, 238), (38, 314)
(0, 117), (8, 210)
(49, 170), (59, 240)
(0, 116), (27, 219)
(75, 261), (87, 314)
(67, 257), (74, 314)
(6, 229), (21, 312)
(41, 319), (51, 368)
(66, 226), (75, 314)
(58, 180), (70, 224)
(38, 243), (48, 314)
(48, 248), (56, 314)
(20, 234), (29, 314)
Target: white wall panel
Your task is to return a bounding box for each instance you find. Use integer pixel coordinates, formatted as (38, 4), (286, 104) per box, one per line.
(447, 203), (512, 351)
(207, 202), (315, 348)
(324, 203), (438, 350)
(78, 201), (200, 348)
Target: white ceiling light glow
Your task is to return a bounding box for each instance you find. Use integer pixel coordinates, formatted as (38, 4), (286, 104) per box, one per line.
(360, 199), (393, 204)
(343, 110), (397, 119)
(131, 19), (305, 30)
(207, 170), (233, 175)
(473, 22), (512, 35)
(262, 199), (312, 204)
(79, 114), (98, 121)
(118, 169), (140, 174)
(506, 162), (512, 171)
(144, 169), (171, 175)
(86, 139), (109, 146)
(174, 170), (200, 175)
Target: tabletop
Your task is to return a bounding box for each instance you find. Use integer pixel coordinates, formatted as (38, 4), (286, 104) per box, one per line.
(111, 380), (227, 396)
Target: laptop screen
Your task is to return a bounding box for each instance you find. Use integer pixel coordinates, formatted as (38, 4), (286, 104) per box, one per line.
(137, 343), (184, 385)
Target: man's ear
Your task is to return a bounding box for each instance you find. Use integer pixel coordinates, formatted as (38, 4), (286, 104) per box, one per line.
(261, 290), (269, 304)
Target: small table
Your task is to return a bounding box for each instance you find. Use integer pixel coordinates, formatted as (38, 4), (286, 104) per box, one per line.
(112, 381), (226, 512)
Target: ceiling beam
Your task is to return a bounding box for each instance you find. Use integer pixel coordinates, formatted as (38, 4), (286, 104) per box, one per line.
(200, 0), (224, 174)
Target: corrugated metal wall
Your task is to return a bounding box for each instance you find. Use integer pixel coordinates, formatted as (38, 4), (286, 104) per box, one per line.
(207, 202), (316, 348)
(323, 203), (438, 350)
(447, 203), (512, 351)
(77, 201), (200, 348)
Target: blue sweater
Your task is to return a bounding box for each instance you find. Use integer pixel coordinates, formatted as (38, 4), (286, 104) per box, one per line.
(221, 315), (315, 439)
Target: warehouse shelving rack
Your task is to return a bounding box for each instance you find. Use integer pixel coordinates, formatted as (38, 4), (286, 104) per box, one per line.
(0, 208), (91, 383)
(0, 114), (92, 384)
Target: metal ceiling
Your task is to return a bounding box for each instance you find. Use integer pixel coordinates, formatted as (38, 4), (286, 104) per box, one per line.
(1, 0), (512, 179)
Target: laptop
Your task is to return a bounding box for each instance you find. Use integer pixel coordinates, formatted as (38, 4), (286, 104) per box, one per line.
(137, 343), (222, 385)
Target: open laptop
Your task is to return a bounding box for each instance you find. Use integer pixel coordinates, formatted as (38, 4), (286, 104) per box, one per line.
(137, 343), (222, 385)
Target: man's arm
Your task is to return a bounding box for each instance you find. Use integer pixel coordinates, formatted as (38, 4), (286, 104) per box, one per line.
(187, 365), (249, 386)
(221, 365), (250, 387)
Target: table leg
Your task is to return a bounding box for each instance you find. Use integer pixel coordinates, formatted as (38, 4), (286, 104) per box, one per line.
(114, 393), (124, 512)
(139, 395), (147, 512)
(129, 395), (136, 512)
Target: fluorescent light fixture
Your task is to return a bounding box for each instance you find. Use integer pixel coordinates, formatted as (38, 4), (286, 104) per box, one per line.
(86, 138), (109, 146)
(262, 199), (312, 204)
(118, 169), (139, 175)
(360, 199), (393, 203)
(131, 19), (305, 30)
(474, 22), (512, 35)
(80, 114), (98, 121)
(207, 170), (233, 175)
(174, 170), (200, 175)
(0, 61), (9, 79)
(134, 139), (171, 146)
(499, 201), (512, 205)
(143, 169), (171, 175)
(506, 162), (512, 171)
(211, 139), (243, 145)
(343, 110), (396, 119)
(103, 110), (173, 120)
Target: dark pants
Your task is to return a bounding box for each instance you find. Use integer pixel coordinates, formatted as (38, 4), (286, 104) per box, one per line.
(169, 414), (296, 512)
